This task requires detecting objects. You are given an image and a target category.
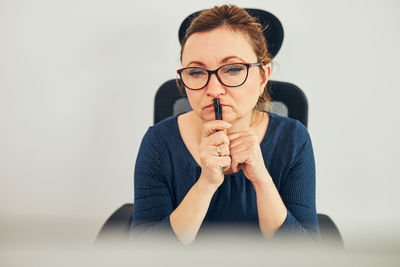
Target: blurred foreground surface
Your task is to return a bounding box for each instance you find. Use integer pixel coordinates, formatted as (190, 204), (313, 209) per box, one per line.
(1, 216), (399, 267)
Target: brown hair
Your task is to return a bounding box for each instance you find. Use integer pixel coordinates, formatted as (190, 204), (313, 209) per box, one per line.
(180, 5), (273, 123)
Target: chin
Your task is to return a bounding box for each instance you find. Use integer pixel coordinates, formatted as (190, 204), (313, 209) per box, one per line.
(200, 112), (219, 122)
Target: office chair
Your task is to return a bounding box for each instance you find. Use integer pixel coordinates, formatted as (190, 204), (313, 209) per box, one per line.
(97, 79), (343, 247)
(97, 8), (344, 247)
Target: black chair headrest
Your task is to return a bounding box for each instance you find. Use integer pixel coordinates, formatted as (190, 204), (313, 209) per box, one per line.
(178, 8), (284, 58)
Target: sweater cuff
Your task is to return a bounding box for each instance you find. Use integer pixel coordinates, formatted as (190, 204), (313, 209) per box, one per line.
(154, 215), (179, 241)
(130, 214), (177, 241)
(277, 209), (296, 232)
(272, 210), (320, 242)
(154, 214), (173, 231)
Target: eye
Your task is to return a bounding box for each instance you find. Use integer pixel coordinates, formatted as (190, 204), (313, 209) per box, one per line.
(221, 64), (245, 75)
(187, 68), (207, 78)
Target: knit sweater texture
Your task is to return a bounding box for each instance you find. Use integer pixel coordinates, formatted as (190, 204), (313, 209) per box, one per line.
(131, 112), (320, 240)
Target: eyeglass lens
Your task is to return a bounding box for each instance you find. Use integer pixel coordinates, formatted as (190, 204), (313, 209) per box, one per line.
(180, 63), (248, 90)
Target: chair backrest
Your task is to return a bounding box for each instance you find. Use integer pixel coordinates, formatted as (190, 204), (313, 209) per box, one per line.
(154, 79), (308, 127)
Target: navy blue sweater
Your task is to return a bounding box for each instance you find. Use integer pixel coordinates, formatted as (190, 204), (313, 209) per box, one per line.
(131, 113), (319, 240)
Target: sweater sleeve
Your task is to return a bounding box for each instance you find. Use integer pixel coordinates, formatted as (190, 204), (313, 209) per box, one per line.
(130, 127), (176, 239)
(274, 121), (320, 241)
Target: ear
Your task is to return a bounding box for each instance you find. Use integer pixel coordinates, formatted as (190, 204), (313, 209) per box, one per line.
(260, 64), (271, 94)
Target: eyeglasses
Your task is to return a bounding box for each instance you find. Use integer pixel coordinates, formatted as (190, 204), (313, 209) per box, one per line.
(177, 62), (265, 90)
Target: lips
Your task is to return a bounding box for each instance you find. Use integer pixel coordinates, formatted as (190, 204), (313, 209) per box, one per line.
(204, 103), (228, 109)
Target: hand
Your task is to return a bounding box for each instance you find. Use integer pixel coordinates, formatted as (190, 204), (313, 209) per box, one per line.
(198, 120), (232, 190)
(228, 131), (269, 185)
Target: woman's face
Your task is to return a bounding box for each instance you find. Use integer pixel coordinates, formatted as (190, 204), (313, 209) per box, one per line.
(181, 27), (270, 124)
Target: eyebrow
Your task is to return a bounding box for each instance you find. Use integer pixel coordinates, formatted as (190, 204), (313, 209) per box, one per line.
(185, 56), (247, 68)
(221, 56), (246, 63)
(186, 61), (206, 67)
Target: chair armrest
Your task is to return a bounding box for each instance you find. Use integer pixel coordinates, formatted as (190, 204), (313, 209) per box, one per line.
(318, 213), (344, 247)
(96, 203), (133, 242)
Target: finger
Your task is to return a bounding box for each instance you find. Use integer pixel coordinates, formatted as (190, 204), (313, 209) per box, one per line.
(231, 156), (246, 173)
(204, 154), (230, 167)
(202, 120), (232, 138)
(211, 143), (230, 157)
(229, 133), (258, 150)
(229, 136), (249, 150)
(218, 144), (230, 156)
(206, 130), (230, 147)
(230, 145), (254, 171)
(231, 149), (258, 168)
(231, 157), (240, 173)
(217, 156), (231, 169)
(228, 131), (254, 140)
(227, 131), (248, 140)
(206, 156), (231, 172)
(229, 142), (250, 155)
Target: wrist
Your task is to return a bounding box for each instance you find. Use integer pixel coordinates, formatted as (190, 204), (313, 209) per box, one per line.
(196, 176), (219, 196)
(251, 172), (273, 191)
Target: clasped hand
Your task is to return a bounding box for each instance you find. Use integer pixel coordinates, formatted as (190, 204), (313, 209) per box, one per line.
(198, 120), (268, 189)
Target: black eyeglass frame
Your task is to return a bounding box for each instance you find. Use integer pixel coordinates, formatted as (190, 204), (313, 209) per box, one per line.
(176, 62), (265, 90)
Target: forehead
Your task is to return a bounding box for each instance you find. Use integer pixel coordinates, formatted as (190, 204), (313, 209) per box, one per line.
(181, 27), (257, 66)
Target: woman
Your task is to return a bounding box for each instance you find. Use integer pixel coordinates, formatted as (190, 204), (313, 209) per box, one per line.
(131, 5), (319, 244)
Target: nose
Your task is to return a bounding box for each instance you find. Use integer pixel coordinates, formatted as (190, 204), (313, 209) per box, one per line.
(205, 73), (226, 98)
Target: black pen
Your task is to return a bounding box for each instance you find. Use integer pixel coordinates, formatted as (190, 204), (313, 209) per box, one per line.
(213, 98), (224, 176)
(214, 98), (222, 120)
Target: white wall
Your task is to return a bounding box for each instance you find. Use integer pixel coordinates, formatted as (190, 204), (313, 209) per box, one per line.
(1, 0), (399, 248)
